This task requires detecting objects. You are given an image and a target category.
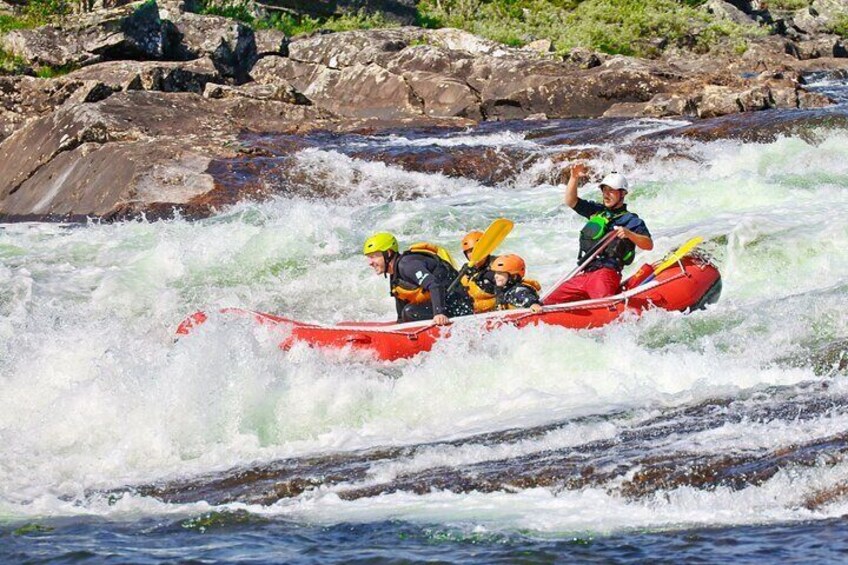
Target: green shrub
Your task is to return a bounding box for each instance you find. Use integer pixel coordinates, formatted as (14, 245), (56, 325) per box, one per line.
(0, 14), (30, 34)
(0, 47), (28, 75)
(35, 62), (76, 77)
(23, 0), (70, 24)
(417, 0), (762, 57)
(831, 13), (848, 39)
(319, 9), (397, 32)
(197, 0), (397, 35)
(198, 0), (255, 23)
(0, 0), (69, 32)
(766, 0), (809, 9)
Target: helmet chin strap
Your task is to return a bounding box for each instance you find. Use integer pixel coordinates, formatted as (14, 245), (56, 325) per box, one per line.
(382, 250), (394, 279)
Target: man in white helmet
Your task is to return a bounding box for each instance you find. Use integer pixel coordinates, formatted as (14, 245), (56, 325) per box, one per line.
(544, 163), (653, 305)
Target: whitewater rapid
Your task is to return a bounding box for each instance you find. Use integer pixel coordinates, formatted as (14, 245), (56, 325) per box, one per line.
(1, 116), (847, 535)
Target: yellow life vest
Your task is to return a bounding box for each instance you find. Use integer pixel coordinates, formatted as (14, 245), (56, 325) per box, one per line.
(524, 279), (542, 292)
(460, 273), (497, 313)
(390, 242), (457, 305)
(407, 242), (458, 269)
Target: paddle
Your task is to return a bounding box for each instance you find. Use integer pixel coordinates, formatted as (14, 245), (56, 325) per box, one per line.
(446, 218), (514, 293)
(540, 230), (618, 302)
(640, 236), (704, 285)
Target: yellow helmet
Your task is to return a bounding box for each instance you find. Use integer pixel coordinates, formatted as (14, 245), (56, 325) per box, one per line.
(363, 232), (399, 255)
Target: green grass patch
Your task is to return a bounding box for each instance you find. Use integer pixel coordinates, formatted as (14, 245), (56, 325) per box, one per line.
(0, 46), (28, 75)
(190, 0), (763, 57)
(22, 0), (70, 25)
(831, 13), (848, 39)
(0, 13), (31, 34)
(417, 0), (763, 57)
(766, 0), (809, 9)
(198, 0), (255, 23)
(0, 0), (70, 33)
(198, 1), (398, 36)
(34, 62), (76, 77)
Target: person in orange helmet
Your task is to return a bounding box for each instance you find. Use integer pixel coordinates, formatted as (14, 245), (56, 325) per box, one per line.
(491, 254), (543, 312)
(459, 230), (499, 313)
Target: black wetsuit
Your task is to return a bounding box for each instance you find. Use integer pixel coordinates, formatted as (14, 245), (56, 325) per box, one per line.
(390, 252), (474, 323)
(495, 281), (542, 310)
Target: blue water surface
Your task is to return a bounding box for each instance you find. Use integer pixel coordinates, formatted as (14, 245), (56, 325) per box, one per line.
(4, 515), (848, 564)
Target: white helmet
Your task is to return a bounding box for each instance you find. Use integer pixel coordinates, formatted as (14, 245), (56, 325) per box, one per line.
(599, 172), (630, 192)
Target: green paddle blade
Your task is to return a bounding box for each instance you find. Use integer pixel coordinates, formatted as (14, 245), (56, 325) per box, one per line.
(469, 218), (514, 266)
(653, 236), (704, 276)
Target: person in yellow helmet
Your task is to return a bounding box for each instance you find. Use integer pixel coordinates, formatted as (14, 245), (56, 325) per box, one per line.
(363, 232), (473, 325)
(491, 254), (543, 312)
(459, 230), (498, 313)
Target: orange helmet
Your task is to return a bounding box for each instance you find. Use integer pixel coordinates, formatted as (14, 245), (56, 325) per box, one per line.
(461, 230), (484, 253)
(491, 254), (526, 279)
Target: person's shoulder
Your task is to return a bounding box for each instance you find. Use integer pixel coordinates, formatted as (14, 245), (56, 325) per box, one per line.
(619, 209), (651, 235)
(574, 198), (603, 217)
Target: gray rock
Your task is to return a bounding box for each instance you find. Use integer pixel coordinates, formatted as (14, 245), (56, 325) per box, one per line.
(566, 47), (604, 69)
(797, 89), (832, 108)
(794, 35), (847, 59)
(479, 56), (672, 119)
(0, 1), (170, 68)
(523, 39), (553, 53)
(62, 79), (118, 105)
(384, 44), (474, 77)
(249, 56), (325, 91)
(403, 70), (481, 119)
(61, 58), (222, 93)
(704, 0), (756, 25)
(427, 28), (510, 57)
(288, 27), (423, 68)
(770, 86), (798, 109)
(794, 0), (848, 34)
(171, 12), (257, 80)
(602, 102), (651, 118)
(643, 92), (693, 117)
(738, 85), (771, 111)
(203, 81), (309, 104)
(254, 29), (289, 57)
(309, 63), (423, 119)
(0, 90), (336, 220)
(698, 85), (741, 118)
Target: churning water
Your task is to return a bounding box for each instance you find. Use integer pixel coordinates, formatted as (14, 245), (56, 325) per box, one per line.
(1, 79), (847, 562)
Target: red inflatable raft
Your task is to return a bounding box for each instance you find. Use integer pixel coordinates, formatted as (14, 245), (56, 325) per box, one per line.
(176, 250), (722, 362)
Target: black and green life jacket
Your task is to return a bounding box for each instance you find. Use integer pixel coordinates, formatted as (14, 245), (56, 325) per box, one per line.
(578, 209), (637, 271)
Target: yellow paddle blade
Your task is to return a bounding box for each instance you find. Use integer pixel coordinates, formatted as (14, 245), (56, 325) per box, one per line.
(469, 218), (514, 266)
(653, 236), (704, 276)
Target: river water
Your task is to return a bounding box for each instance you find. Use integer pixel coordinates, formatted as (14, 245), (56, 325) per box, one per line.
(1, 76), (847, 562)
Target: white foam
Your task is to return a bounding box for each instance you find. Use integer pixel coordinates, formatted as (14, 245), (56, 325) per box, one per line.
(1, 124), (847, 535)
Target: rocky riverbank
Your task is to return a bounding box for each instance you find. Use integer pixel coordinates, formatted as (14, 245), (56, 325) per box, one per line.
(0, 0), (846, 220)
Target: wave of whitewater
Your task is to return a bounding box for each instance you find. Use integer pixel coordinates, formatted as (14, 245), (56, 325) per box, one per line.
(1, 111), (847, 537)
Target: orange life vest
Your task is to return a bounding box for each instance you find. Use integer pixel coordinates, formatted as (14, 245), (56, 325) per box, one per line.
(391, 280), (430, 304)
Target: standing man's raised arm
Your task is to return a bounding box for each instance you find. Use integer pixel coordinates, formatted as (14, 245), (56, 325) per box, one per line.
(564, 163), (588, 209)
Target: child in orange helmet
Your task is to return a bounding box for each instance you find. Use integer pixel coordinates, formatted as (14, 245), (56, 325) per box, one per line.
(459, 230), (499, 313)
(491, 254), (543, 312)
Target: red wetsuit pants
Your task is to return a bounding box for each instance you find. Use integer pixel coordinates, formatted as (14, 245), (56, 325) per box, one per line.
(543, 267), (621, 305)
